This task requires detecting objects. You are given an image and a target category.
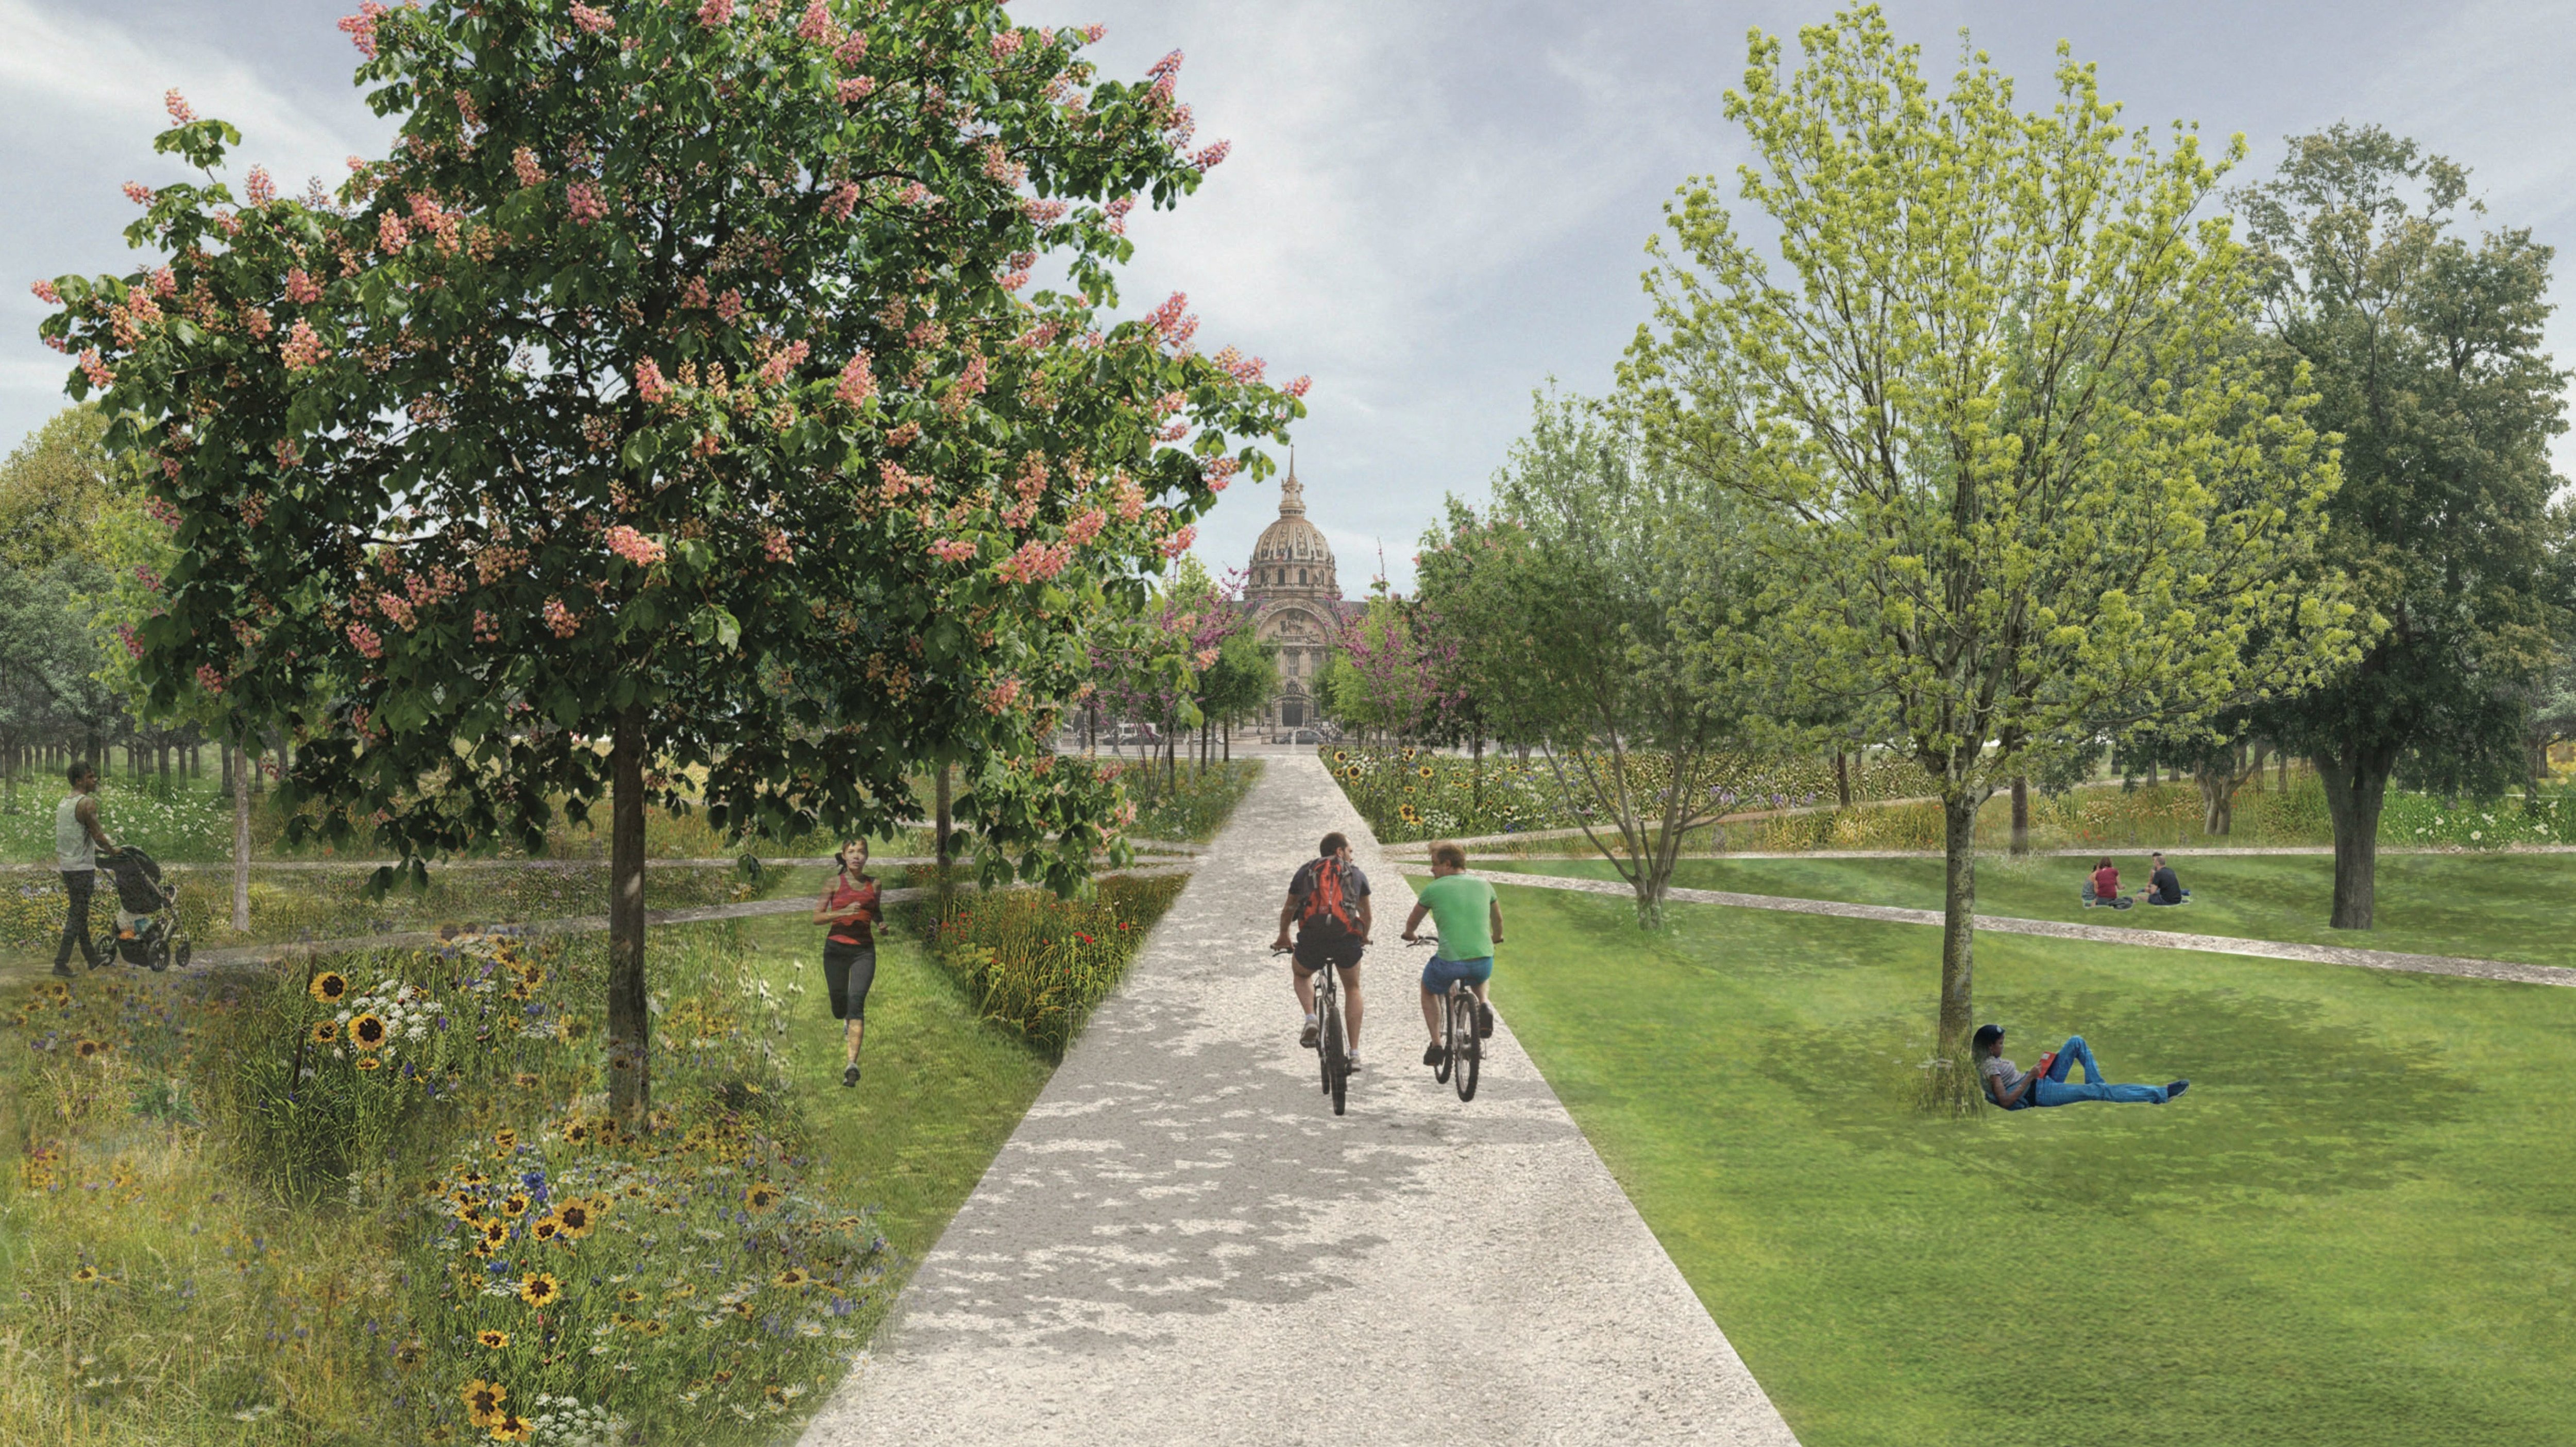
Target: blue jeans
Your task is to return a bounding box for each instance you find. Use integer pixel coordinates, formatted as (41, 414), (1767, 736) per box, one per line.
(1420, 955), (1492, 993)
(2031, 1035), (2168, 1105)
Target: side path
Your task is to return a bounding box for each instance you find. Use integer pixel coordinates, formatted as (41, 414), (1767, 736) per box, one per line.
(799, 753), (1800, 1447)
(1438, 868), (2576, 990)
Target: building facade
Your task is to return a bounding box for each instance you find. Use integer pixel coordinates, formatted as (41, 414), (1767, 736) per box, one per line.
(1242, 462), (1363, 733)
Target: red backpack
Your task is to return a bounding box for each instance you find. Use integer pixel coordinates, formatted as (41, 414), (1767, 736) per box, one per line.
(1299, 857), (1358, 939)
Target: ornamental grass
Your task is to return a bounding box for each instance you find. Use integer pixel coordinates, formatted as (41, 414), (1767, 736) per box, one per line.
(0, 926), (888, 1445)
(1324, 745), (1922, 844)
(901, 871), (1184, 1057)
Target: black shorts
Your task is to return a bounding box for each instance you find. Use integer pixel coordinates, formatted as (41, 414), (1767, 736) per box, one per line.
(1292, 933), (1363, 974)
(823, 941), (877, 1021)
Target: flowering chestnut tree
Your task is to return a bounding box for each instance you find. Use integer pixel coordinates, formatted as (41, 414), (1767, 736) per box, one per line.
(37, 0), (1303, 1120)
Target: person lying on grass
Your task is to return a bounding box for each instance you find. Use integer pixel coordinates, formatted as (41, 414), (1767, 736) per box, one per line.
(2080, 857), (2133, 910)
(1974, 1024), (2187, 1109)
(2141, 852), (2190, 906)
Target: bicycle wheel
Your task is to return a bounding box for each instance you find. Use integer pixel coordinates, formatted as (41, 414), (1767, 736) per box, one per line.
(1321, 998), (1347, 1116)
(1452, 989), (1480, 1103)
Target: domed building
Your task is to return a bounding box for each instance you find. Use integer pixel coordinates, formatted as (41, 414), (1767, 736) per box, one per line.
(1243, 459), (1363, 733)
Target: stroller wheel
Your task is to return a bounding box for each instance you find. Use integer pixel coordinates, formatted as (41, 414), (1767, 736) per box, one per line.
(174, 938), (192, 969)
(147, 939), (168, 973)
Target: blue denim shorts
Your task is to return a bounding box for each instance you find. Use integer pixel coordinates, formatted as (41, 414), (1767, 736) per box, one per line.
(1420, 955), (1493, 993)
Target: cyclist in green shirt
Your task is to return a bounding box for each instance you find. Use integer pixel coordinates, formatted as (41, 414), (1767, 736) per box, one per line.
(1400, 841), (1503, 1068)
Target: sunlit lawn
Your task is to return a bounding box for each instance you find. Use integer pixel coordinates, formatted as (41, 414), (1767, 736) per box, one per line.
(1464, 877), (2576, 1447)
(1492, 851), (2576, 969)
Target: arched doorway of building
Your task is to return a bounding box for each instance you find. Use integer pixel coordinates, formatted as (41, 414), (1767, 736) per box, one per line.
(1281, 700), (1305, 727)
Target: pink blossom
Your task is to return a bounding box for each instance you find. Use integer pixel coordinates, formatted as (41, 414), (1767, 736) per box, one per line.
(1147, 48), (1183, 80)
(1105, 194), (1134, 234)
(757, 338), (809, 387)
(122, 182), (153, 206)
(150, 266), (177, 298)
(567, 180), (608, 227)
(164, 89), (196, 125)
(570, 1), (614, 33)
(1022, 197), (1067, 225)
(835, 352), (877, 406)
(981, 142), (1026, 187)
(680, 277), (710, 310)
(982, 676), (1023, 714)
(822, 180), (861, 221)
(886, 420), (921, 447)
(876, 459), (927, 499)
(928, 537), (977, 564)
(347, 621), (385, 659)
(762, 527), (794, 563)
(1194, 648), (1219, 670)
(697, 0), (734, 28)
(1112, 473), (1146, 522)
(797, 1), (834, 42)
(377, 212), (410, 253)
(378, 592), (416, 631)
(997, 268), (1030, 293)
(898, 180), (933, 209)
(1145, 292), (1196, 348)
(838, 76), (876, 102)
(245, 166), (276, 205)
(1191, 141), (1231, 171)
(280, 319), (330, 371)
(1065, 508), (1107, 547)
(1080, 24), (1107, 42)
(1202, 455), (1240, 491)
(1155, 420), (1188, 442)
(1212, 346), (1265, 385)
(956, 353), (989, 397)
(473, 609), (499, 643)
(607, 524), (667, 567)
(30, 279), (59, 305)
(1157, 523), (1197, 560)
(273, 436), (301, 469)
(1012, 320), (1059, 350)
(715, 289), (745, 324)
(285, 267), (323, 304)
(990, 29), (1024, 61)
(512, 145), (548, 187)
(996, 538), (1072, 584)
(543, 598), (580, 637)
(77, 349), (115, 390)
(195, 663), (227, 696)
(1285, 375), (1313, 399)
(634, 356), (673, 404)
(836, 31), (869, 64)
(336, 4), (387, 58)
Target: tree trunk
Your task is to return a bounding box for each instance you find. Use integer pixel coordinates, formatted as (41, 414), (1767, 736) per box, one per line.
(934, 763), (953, 867)
(2277, 750), (2289, 792)
(2316, 745), (2388, 930)
(1933, 787), (1984, 1111)
(221, 743), (234, 796)
(2009, 774), (2029, 855)
(1223, 718), (1230, 762)
(1836, 751), (1853, 809)
(605, 707), (651, 1123)
(232, 744), (252, 932)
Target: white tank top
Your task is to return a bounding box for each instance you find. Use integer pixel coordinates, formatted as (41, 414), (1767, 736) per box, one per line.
(56, 793), (95, 872)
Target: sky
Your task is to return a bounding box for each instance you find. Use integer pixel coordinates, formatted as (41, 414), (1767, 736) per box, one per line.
(4, 0), (2571, 595)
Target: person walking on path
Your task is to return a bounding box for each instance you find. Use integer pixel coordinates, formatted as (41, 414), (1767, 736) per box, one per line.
(1270, 830), (1371, 1072)
(1400, 841), (1503, 1068)
(1975, 1024), (2186, 1109)
(54, 760), (117, 978)
(812, 840), (882, 1087)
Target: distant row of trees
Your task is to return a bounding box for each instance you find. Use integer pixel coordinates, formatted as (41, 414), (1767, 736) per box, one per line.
(1313, 14), (2572, 1105)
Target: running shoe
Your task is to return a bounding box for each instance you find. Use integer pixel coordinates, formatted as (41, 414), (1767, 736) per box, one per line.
(1477, 1002), (1494, 1038)
(1422, 1042), (1444, 1067)
(1300, 1019), (1319, 1049)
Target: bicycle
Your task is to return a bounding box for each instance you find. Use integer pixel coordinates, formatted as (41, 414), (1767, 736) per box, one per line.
(1406, 935), (1480, 1103)
(1277, 947), (1350, 1116)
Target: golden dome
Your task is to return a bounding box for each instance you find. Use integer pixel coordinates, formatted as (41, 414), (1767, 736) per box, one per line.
(1250, 463), (1337, 587)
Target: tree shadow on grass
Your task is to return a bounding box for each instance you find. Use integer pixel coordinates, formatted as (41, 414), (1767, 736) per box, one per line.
(1762, 985), (2478, 1213)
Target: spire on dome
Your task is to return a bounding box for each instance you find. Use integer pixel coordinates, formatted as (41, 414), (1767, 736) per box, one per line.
(1279, 448), (1305, 517)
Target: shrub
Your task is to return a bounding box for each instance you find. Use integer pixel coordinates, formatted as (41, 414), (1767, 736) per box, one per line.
(900, 871), (1184, 1056)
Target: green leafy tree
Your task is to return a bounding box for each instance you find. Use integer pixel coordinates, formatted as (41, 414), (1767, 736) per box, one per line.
(2234, 126), (2570, 927)
(1621, 8), (2354, 1087)
(39, 0), (1300, 1120)
(1415, 392), (1759, 928)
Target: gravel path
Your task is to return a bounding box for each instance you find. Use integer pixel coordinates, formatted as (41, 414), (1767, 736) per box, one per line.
(797, 752), (1800, 1447)
(1442, 867), (2576, 990)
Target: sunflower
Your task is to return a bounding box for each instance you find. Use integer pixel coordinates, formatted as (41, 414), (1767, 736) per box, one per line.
(459, 1170), (490, 1187)
(773, 1268), (809, 1289)
(1398, 804), (1421, 825)
(619, 1288), (644, 1304)
(528, 1215), (562, 1245)
(499, 1193), (531, 1219)
(622, 1182), (648, 1199)
(74, 1039), (104, 1059)
(742, 1182), (782, 1213)
(1332, 749), (1350, 764)
(476, 1329), (510, 1350)
(1418, 764), (1434, 778)
(482, 1219), (512, 1248)
(492, 1129), (518, 1152)
(347, 1013), (388, 1050)
(355, 1058), (383, 1072)
(394, 1339), (426, 1370)
(635, 1318), (666, 1337)
(72, 1265), (98, 1284)
(516, 964), (547, 991)
(561, 1121), (592, 1147)
(310, 1020), (338, 1044)
(517, 1272), (560, 1308)
(461, 1380), (507, 1427)
(490, 1410), (533, 1442)
(554, 1201), (595, 1239)
(308, 971), (350, 1005)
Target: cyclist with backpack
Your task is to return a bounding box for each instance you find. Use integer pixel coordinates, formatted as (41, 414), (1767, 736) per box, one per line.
(1271, 831), (1372, 1071)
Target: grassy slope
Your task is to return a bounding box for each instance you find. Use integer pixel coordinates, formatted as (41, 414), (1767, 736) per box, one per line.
(1456, 877), (2576, 1447)
(1493, 852), (2576, 969)
(734, 868), (1053, 1341)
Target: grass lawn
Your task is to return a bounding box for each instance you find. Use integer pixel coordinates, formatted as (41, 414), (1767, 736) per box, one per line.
(728, 867), (1054, 1341)
(1492, 852), (2576, 969)
(1462, 878), (2576, 1447)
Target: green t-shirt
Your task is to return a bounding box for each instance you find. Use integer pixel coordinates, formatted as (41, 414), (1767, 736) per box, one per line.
(1416, 873), (1497, 961)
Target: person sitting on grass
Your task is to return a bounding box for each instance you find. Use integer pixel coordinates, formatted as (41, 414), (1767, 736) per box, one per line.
(2081, 857), (2131, 909)
(1974, 1024), (2186, 1109)
(2141, 852), (2189, 906)
(1400, 841), (1502, 1067)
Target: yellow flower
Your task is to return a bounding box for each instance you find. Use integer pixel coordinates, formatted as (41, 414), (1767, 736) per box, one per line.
(72, 1265), (98, 1284)
(528, 1215), (562, 1245)
(490, 1410), (534, 1441)
(347, 1013), (388, 1050)
(393, 1339), (426, 1370)
(310, 1020), (338, 1044)
(554, 1200), (597, 1239)
(355, 1058), (383, 1072)
(499, 1193), (531, 1219)
(492, 1128), (518, 1151)
(517, 1272), (559, 1308)
(477, 1329), (510, 1350)
(462, 1380), (507, 1427)
(773, 1268), (809, 1289)
(308, 972), (350, 1005)
(743, 1183), (782, 1213)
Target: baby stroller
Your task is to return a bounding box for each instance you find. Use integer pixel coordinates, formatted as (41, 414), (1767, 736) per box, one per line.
(104, 845), (191, 972)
